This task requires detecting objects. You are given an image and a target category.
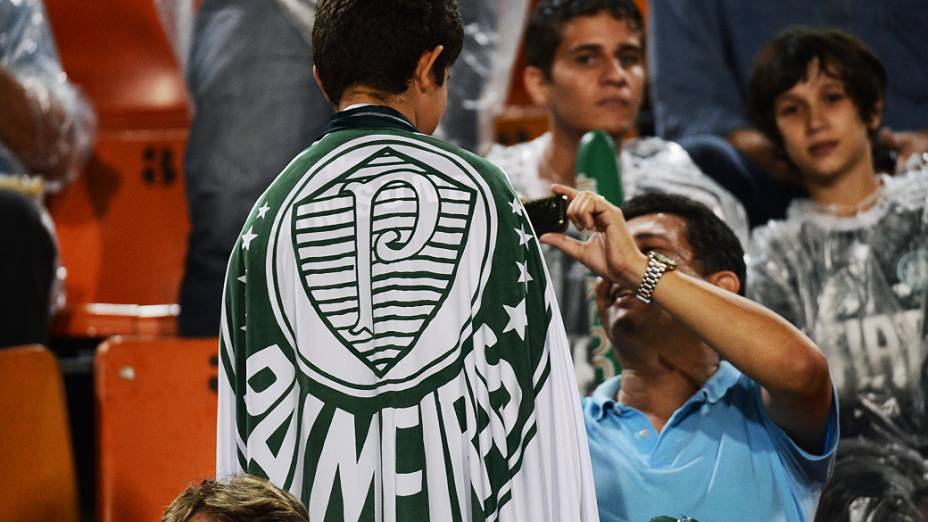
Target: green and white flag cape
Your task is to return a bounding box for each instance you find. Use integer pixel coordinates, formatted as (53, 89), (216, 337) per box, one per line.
(217, 107), (598, 521)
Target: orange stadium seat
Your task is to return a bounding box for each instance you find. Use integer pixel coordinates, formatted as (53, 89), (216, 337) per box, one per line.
(0, 345), (80, 522)
(44, 0), (192, 337)
(95, 336), (219, 522)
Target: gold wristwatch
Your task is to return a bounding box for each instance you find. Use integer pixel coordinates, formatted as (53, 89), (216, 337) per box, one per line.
(634, 251), (677, 304)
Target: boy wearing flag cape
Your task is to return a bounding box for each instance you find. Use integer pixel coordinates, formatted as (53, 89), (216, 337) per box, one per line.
(215, 1), (599, 520)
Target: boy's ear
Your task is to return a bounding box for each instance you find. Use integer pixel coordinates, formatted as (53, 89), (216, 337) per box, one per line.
(312, 66), (333, 104)
(414, 45), (445, 92)
(523, 66), (550, 107)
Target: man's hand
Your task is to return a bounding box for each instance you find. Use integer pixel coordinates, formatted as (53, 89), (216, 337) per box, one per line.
(539, 184), (648, 289)
(594, 277), (614, 333)
(878, 127), (928, 173)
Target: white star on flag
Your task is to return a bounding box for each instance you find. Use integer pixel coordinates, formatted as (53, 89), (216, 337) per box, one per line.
(509, 197), (523, 216)
(241, 226), (258, 251)
(503, 299), (528, 340)
(515, 226), (532, 247)
(257, 202), (271, 219)
(237, 275), (247, 284)
(516, 261), (533, 286)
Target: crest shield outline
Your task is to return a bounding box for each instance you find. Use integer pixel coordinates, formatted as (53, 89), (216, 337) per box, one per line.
(266, 136), (498, 403)
(291, 147), (477, 377)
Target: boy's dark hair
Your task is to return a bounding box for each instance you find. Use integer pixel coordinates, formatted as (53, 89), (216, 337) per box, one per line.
(747, 26), (886, 149)
(622, 192), (747, 296)
(312, 0), (464, 105)
(525, 0), (644, 78)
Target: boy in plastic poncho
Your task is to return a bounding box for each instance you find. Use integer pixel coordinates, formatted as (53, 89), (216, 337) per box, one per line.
(487, 0), (747, 394)
(746, 26), (928, 519)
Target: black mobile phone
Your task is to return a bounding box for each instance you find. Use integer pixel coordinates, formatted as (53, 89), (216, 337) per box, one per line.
(523, 194), (568, 235)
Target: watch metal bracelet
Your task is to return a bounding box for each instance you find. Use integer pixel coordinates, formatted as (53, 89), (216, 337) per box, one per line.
(635, 253), (670, 304)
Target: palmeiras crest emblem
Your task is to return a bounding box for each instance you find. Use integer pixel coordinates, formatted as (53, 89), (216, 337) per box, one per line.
(266, 136), (496, 403)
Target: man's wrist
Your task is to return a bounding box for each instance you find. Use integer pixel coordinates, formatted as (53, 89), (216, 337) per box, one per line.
(634, 252), (677, 304)
(616, 253), (649, 291)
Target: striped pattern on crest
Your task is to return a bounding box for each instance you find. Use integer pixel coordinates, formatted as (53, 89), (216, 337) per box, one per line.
(292, 147), (476, 376)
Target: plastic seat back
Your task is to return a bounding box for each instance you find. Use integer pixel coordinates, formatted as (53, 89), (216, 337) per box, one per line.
(44, 0), (192, 337)
(95, 336), (219, 521)
(0, 345), (79, 522)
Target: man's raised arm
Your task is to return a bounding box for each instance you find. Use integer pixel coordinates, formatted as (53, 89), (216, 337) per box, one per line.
(541, 184), (833, 452)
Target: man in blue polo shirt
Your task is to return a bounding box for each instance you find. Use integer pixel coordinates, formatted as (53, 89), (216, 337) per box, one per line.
(541, 189), (838, 521)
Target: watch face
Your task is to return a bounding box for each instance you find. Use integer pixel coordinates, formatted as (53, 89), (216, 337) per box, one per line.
(651, 251), (678, 270)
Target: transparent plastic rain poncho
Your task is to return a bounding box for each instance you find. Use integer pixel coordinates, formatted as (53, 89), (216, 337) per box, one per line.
(154, 0), (529, 154)
(1, 0), (96, 313)
(747, 165), (928, 520)
(436, 0), (529, 154)
(0, 0), (95, 191)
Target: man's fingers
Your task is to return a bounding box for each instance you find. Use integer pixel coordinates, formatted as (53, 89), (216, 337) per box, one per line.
(594, 278), (616, 330)
(550, 183), (578, 201)
(565, 191), (599, 231)
(555, 187), (626, 233)
(595, 277), (612, 307)
(595, 201), (626, 230)
(565, 192), (584, 229)
(565, 190), (625, 233)
(581, 195), (598, 230)
(539, 232), (584, 259)
(550, 185), (594, 231)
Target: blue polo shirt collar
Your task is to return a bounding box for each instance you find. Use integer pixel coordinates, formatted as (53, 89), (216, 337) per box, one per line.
(588, 375), (622, 420)
(702, 361), (740, 403)
(588, 361), (741, 421)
